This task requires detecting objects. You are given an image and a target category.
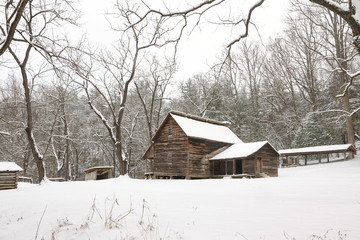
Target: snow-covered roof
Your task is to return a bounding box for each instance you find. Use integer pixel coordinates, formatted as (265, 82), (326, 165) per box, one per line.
(279, 144), (356, 155)
(0, 162), (23, 172)
(210, 141), (275, 160)
(170, 112), (243, 144)
(84, 166), (114, 173)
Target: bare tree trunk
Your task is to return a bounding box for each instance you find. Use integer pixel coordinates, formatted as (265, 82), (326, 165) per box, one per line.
(64, 116), (70, 180)
(342, 94), (355, 144)
(0, 0), (29, 56)
(9, 45), (46, 183)
(332, 13), (356, 144)
(21, 65), (46, 182)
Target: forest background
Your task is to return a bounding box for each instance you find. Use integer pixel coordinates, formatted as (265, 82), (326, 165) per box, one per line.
(0, 0), (359, 182)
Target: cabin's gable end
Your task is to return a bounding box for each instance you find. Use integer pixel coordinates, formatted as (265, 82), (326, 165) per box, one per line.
(255, 143), (279, 177)
(151, 116), (189, 177)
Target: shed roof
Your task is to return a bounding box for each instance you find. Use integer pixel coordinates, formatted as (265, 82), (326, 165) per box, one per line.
(170, 112), (243, 144)
(278, 144), (357, 156)
(0, 162), (23, 172)
(84, 166), (113, 174)
(210, 141), (278, 160)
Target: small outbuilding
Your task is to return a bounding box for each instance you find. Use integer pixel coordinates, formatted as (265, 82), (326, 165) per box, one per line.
(0, 162), (23, 190)
(84, 166), (114, 181)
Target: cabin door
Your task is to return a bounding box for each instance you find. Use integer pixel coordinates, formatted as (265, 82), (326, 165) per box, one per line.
(255, 157), (262, 174)
(235, 160), (242, 174)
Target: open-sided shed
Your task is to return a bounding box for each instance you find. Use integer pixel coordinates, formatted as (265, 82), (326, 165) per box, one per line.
(84, 166), (114, 181)
(279, 144), (357, 166)
(0, 162), (23, 190)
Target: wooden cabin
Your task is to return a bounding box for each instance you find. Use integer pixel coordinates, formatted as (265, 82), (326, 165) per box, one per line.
(143, 111), (279, 179)
(84, 166), (114, 181)
(0, 162), (23, 190)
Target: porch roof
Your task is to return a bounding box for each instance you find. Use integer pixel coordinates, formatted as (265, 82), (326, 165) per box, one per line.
(210, 141), (275, 160)
(278, 144), (356, 156)
(83, 166), (113, 174)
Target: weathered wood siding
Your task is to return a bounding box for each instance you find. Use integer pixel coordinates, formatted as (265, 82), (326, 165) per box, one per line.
(152, 117), (189, 177)
(188, 138), (229, 178)
(210, 143), (278, 177)
(85, 171), (97, 181)
(242, 157), (255, 175)
(258, 144), (278, 177)
(240, 144), (278, 177)
(0, 171), (19, 190)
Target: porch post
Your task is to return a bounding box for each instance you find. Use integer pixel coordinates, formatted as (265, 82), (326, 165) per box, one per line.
(233, 160), (236, 175)
(225, 160), (228, 175)
(305, 155), (308, 165)
(212, 161), (214, 176)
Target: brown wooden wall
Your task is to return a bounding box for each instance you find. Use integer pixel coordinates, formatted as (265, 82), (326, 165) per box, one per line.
(152, 117), (189, 177)
(257, 144), (278, 177)
(188, 138), (229, 178)
(242, 157), (255, 175)
(210, 144), (278, 177)
(0, 171), (19, 190)
(241, 144), (278, 177)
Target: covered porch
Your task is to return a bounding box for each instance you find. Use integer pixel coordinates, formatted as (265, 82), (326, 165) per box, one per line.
(210, 158), (256, 178)
(209, 141), (279, 178)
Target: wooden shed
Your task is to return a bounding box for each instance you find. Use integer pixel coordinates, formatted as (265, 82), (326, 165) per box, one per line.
(143, 111), (279, 179)
(84, 166), (114, 181)
(279, 144), (357, 166)
(0, 162), (23, 190)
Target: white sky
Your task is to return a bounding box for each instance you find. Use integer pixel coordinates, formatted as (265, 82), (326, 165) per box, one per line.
(80, 0), (290, 80)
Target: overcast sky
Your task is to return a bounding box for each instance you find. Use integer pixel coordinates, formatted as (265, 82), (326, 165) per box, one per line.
(80, 0), (291, 81)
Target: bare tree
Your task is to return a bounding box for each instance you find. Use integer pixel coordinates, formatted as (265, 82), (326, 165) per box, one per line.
(6, 0), (77, 182)
(125, 0), (265, 61)
(71, 1), (183, 175)
(0, 0), (29, 56)
(292, 0), (357, 143)
(310, 0), (360, 54)
(134, 56), (176, 142)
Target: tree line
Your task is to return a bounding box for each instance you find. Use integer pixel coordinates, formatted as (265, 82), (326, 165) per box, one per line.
(0, 0), (359, 182)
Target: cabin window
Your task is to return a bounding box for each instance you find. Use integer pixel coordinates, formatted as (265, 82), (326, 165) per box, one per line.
(167, 153), (173, 163)
(168, 124), (173, 136)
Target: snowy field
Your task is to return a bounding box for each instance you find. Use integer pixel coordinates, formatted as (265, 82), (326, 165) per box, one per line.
(1, 157), (360, 240)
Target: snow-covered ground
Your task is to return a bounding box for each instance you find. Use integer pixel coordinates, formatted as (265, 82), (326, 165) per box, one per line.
(1, 157), (360, 240)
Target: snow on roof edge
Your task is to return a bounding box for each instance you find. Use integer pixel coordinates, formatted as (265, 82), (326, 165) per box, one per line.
(170, 113), (242, 144)
(210, 141), (275, 160)
(83, 166), (114, 173)
(279, 144), (356, 155)
(0, 162), (23, 171)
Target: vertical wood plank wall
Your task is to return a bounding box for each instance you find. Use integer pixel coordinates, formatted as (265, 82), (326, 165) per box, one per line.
(152, 118), (189, 177)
